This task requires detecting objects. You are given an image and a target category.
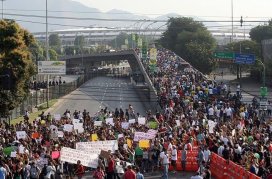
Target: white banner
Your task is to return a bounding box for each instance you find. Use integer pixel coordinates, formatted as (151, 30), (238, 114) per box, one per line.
(76, 140), (118, 154)
(38, 61), (66, 75)
(134, 132), (156, 141)
(60, 147), (98, 168)
(94, 121), (102, 126)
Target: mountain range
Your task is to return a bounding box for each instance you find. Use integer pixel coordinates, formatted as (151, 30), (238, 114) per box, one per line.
(3, 0), (220, 32)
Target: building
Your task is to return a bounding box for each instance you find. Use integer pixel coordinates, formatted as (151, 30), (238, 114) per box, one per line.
(33, 27), (250, 48)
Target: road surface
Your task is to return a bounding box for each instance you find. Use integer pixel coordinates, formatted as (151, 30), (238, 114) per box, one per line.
(49, 76), (147, 116)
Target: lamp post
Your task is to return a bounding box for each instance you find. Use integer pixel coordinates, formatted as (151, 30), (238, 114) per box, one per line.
(45, 0), (49, 108)
(1, 0), (5, 19)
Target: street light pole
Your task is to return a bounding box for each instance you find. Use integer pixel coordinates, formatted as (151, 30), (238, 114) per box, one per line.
(45, 0), (49, 108)
(1, 0), (5, 19)
(231, 0), (234, 43)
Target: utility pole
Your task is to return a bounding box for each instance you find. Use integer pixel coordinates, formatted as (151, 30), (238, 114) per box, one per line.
(46, 0), (49, 108)
(1, 0), (5, 19)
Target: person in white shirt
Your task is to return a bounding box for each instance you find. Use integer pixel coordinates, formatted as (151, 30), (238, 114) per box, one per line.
(171, 146), (177, 173)
(208, 106), (214, 120)
(190, 172), (203, 179)
(203, 146), (211, 163)
(217, 143), (224, 157)
(161, 149), (169, 179)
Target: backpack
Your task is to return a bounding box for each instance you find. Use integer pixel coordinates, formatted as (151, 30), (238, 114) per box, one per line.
(30, 166), (39, 178)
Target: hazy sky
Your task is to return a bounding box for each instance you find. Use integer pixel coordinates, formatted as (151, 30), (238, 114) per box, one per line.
(74, 0), (271, 20)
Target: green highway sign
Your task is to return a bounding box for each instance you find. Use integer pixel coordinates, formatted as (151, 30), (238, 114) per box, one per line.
(213, 52), (234, 59)
(260, 87), (268, 97)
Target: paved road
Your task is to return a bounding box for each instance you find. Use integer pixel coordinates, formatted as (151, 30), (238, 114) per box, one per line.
(78, 171), (197, 179)
(49, 76), (147, 116)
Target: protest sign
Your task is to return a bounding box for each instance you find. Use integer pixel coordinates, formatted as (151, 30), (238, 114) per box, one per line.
(76, 140), (118, 154)
(51, 151), (60, 159)
(74, 123), (84, 133)
(91, 134), (98, 141)
(94, 121), (102, 127)
(127, 139), (132, 148)
(118, 134), (124, 139)
(148, 121), (158, 129)
(3, 147), (14, 156)
(63, 124), (73, 132)
(106, 118), (114, 126)
(73, 119), (80, 124)
(139, 140), (150, 148)
(60, 147), (98, 168)
(134, 132), (156, 141)
(36, 158), (48, 169)
(176, 120), (181, 127)
(57, 131), (64, 138)
(19, 145), (25, 154)
(10, 151), (17, 157)
(32, 132), (40, 139)
(50, 125), (58, 131)
(129, 119), (135, 124)
(54, 114), (61, 120)
(121, 122), (129, 129)
(16, 131), (27, 139)
(138, 117), (146, 125)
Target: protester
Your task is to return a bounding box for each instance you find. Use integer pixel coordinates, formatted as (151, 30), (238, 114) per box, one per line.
(0, 48), (271, 179)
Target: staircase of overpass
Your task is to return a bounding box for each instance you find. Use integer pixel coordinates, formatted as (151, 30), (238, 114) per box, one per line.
(60, 50), (160, 112)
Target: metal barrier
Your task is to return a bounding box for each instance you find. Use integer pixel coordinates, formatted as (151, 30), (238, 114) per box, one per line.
(10, 75), (85, 120)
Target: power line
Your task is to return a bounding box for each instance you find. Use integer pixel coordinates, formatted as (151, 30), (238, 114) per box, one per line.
(4, 12), (269, 23)
(8, 18), (255, 31)
(3, 8), (272, 20)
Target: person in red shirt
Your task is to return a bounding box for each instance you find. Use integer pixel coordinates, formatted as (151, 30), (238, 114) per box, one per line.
(74, 160), (85, 179)
(123, 165), (136, 179)
(93, 166), (105, 179)
(107, 155), (115, 179)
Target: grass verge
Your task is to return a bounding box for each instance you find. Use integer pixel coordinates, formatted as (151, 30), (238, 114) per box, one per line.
(10, 99), (58, 125)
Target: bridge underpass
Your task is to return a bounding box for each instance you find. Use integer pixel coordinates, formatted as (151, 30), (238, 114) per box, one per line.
(60, 50), (160, 112)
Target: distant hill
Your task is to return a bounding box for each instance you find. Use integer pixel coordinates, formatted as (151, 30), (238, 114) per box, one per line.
(3, 0), (219, 32)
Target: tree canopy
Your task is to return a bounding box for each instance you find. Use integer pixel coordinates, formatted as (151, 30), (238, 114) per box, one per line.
(74, 35), (85, 48)
(0, 20), (36, 115)
(250, 22), (272, 44)
(159, 17), (216, 74)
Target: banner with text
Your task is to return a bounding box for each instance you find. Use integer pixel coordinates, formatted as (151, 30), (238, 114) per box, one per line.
(76, 140), (118, 154)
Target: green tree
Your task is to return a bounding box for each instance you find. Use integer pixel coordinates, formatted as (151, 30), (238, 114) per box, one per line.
(74, 35), (85, 49)
(0, 20), (36, 115)
(226, 40), (261, 57)
(160, 17), (216, 74)
(250, 22), (272, 44)
(49, 33), (61, 54)
(110, 32), (128, 49)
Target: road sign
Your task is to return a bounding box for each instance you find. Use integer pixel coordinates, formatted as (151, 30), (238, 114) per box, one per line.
(260, 87), (268, 97)
(259, 98), (268, 110)
(38, 61), (66, 75)
(213, 52), (234, 59)
(234, 53), (255, 64)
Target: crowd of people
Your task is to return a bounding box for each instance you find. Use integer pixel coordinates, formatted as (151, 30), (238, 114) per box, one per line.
(0, 48), (271, 179)
(29, 79), (66, 90)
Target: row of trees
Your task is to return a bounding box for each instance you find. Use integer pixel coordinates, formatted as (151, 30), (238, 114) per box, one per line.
(158, 17), (272, 77)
